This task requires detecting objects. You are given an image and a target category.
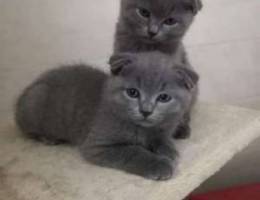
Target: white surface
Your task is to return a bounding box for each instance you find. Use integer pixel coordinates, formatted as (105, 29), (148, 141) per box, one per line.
(1, 104), (260, 200)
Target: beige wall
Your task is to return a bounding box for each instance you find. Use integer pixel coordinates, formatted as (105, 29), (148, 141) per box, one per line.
(0, 0), (259, 192)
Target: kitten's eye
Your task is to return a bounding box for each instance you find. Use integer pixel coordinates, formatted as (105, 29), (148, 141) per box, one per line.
(157, 94), (172, 103)
(136, 8), (151, 19)
(126, 88), (140, 99)
(164, 18), (178, 26)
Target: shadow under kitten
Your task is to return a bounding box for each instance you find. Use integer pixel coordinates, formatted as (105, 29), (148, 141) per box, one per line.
(15, 52), (198, 180)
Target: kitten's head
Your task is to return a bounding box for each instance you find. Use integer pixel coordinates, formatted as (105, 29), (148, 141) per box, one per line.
(107, 52), (199, 128)
(118, 0), (202, 43)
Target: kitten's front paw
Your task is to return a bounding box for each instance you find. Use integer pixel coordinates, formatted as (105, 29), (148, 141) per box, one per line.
(149, 139), (178, 160)
(173, 125), (191, 139)
(145, 158), (174, 181)
(154, 144), (178, 161)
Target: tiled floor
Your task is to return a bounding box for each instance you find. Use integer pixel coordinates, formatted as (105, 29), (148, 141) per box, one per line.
(0, 0), (259, 193)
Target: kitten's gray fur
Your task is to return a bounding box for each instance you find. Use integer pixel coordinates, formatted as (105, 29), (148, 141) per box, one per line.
(16, 65), (106, 145)
(114, 0), (202, 55)
(16, 52), (198, 180)
(114, 0), (202, 138)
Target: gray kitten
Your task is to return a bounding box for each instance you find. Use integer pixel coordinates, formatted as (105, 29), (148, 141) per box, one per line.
(16, 52), (198, 180)
(114, 0), (202, 139)
(114, 0), (202, 54)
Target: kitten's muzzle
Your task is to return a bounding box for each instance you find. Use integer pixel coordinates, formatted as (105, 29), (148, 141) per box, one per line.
(139, 103), (154, 118)
(140, 110), (153, 118)
(148, 24), (159, 38)
(148, 30), (157, 38)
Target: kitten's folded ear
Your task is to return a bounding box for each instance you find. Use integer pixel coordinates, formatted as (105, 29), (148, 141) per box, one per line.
(174, 67), (199, 90)
(191, 0), (203, 14)
(109, 53), (133, 76)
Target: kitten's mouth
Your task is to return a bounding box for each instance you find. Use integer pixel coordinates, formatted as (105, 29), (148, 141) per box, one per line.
(141, 36), (160, 44)
(138, 119), (155, 127)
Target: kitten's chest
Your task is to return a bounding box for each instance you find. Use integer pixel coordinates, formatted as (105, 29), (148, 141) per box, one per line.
(116, 40), (170, 54)
(115, 40), (185, 65)
(133, 126), (162, 147)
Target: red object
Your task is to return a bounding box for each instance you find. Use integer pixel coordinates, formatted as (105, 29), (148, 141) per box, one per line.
(189, 184), (260, 200)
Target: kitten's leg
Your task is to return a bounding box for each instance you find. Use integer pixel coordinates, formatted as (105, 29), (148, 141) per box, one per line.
(80, 143), (174, 181)
(148, 137), (178, 161)
(173, 113), (191, 139)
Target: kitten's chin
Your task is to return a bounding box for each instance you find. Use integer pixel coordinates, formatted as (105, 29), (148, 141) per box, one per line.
(141, 37), (163, 44)
(136, 119), (157, 128)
